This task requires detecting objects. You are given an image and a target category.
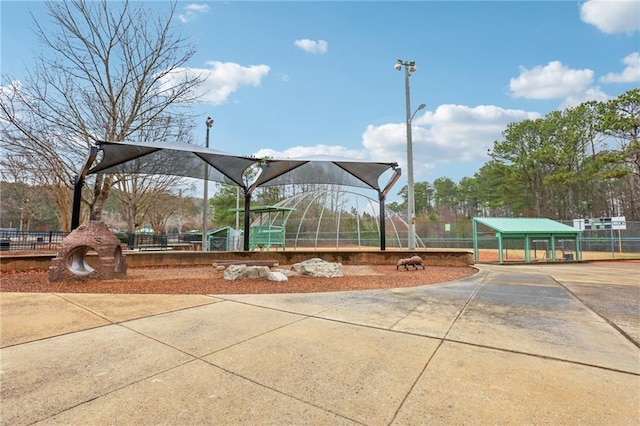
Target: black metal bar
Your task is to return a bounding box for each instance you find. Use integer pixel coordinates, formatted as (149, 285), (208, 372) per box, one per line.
(378, 167), (400, 251)
(70, 145), (99, 230)
(243, 191), (251, 251)
(379, 191), (386, 251)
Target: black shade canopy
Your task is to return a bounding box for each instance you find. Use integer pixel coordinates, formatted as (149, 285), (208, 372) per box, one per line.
(83, 140), (400, 250)
(89, 141), (398, 192)
(254, 157), (396, 191)
(89, 140), (256, 188)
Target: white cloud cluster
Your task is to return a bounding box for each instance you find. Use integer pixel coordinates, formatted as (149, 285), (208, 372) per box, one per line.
(159, 62), (270, 105)
(580, 0), (640, 34)
(361, 105), (540, 178)
(294, 39), (328, 54)
(200, 61), (270, 104)
(561, 87), (611, 109)
(252, 105), (540, 182)
(509, 61), (594, 99)
(179, 3), (210, 23)
(254, 145), (367, 161)
(600, 52), (640, 83)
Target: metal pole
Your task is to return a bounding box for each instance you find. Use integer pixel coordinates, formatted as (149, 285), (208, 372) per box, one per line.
(235, 186), (240, 250)
(243, 191), (251, 251)
(610, 226), (614, 258)
(403, 63), (416, 250)
(203, 117), (213, 251)
(379, 192), (386, 251)
(71, 145), (99, 230)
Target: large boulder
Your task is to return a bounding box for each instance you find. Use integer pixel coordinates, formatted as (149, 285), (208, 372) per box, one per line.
(291, 258), (343, 278)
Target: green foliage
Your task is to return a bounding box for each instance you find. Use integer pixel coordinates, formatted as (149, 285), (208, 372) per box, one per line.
(387, 89), (638, 222)
(210, 184), (242, 228)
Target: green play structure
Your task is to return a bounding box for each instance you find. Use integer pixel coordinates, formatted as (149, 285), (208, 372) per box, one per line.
(248, 205), (295, 251)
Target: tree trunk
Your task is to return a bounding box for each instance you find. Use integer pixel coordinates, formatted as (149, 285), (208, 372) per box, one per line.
(90, 174), (113, 221)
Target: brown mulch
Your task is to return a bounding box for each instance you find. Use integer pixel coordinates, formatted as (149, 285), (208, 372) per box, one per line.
(0, 265), (478, 295)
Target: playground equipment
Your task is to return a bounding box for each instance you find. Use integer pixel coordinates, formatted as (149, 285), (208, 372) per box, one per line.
(208, 226), (242, 251)
(249, 206), (295, 251)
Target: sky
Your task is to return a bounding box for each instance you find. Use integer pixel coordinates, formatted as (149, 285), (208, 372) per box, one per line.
(1, 0), (639, 202)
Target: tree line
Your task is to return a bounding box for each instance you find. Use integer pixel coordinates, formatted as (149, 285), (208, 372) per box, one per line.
(389, 89), (640, 223)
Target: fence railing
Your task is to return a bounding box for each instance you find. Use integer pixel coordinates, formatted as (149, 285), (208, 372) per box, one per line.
(0, 230), (68, 251)
(2, 221), (639, 256)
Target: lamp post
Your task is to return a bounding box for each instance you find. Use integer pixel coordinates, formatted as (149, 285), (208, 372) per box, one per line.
(395, 59), (424, 250)
(203, 116), (214, 251)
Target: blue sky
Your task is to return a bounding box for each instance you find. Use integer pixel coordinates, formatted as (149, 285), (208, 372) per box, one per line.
(2, 1), (639, 200)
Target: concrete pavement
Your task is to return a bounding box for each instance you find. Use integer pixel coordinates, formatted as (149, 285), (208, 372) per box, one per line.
(1, 262), (639, 425)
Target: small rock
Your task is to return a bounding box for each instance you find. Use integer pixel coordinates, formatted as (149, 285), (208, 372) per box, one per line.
(273, 268), (299, 277)
(267, 271), (288, 282)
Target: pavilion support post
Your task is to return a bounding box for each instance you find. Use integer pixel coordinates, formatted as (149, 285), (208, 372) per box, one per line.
(71, 146), (99, 230)
(378, 167), (401, 252)
(243, 190), (251, 251)
(472, 218), (479, 263)
(379, 191), (386, 251)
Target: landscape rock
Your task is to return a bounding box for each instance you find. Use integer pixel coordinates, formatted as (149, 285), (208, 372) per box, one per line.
(291, 258), (343, 278)
(222, 264), (246, 280)
(267, 271), (288, 282)
(273, 268), (300, 277)
(223, 264), (271, 280)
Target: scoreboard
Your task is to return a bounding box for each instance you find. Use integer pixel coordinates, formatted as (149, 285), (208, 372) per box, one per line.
(580, 216), (627, 231)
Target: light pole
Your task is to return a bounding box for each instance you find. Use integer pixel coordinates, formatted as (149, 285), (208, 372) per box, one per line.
(203, 116), (214, 251)
(395, 59), (424, 250)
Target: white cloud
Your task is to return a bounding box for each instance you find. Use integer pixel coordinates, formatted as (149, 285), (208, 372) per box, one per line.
(159, 62), (270, 105)
(179, 3), (210, 23)
(294, 39), (328, 54)
(580, 0), (640, 34)
(509, 61), (594, 99)
(254, 145), (366, 161)
(600, 52), (640, 83)
(561, 87), (612, 109)
(362, 105), (541, 178)
(253, 104), (540, 182)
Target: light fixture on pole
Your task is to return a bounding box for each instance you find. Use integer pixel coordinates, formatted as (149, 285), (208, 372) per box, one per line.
(203, 116), (214, 251)
(395, 59), (424, 250)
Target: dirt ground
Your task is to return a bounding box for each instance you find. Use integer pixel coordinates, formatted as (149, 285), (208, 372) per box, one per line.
(0, 264), (478, 295)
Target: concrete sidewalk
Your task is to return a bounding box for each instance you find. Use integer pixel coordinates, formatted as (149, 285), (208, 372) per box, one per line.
(1, 263), (638, 425)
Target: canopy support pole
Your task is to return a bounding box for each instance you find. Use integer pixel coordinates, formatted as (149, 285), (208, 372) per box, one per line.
(243, 190), (251, 251)
(379, 191), (386, 251)
(378, 167), (400, 251)
(71, 145), (99, 230)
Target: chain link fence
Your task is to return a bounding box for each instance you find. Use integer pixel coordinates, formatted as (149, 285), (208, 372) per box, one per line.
(2, 220), (639, 256)
(0, 230), (68, 251)
(415, 220), (640, 256)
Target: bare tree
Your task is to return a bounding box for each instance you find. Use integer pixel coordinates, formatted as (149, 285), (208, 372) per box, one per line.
(0, 0), (204, 230)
